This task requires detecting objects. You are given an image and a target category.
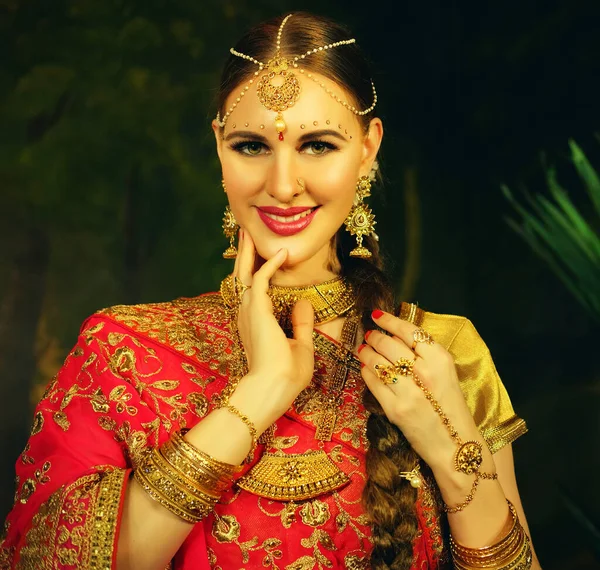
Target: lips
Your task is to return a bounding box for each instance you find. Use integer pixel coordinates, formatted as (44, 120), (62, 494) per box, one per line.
(256, 206), (319, 236)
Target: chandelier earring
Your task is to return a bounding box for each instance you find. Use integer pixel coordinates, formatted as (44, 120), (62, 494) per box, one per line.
(344, 175), (377, 259)
(222, 205), (239, 259)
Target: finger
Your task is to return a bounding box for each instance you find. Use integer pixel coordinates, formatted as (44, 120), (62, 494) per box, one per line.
(237, 229), (256, 286)
(358, 342), (418, 391)
(358, 347), (398, 418)
(372, 310), (437, 358)
(232, 229), (242, 278)
(291, 299), (315, 348)
(364, 329), (413, 365)
(251, 248), (288, 291)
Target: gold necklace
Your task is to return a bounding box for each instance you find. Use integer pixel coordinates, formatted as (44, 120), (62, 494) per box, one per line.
(220, 274), (355, 328)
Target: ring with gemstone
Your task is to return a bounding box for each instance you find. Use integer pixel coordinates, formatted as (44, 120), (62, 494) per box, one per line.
(374, 363), (399, 385)
(411, 327), (434, 351)
(394, 357), (416, 377)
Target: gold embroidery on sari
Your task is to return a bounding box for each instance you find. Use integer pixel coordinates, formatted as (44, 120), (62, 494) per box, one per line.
(344, 553), (369, 569)
(257, 497), (298, 528)
(211, 514), (283, 566)
(419, 467), (449, 564)
(89, 469), (128, 570)
(16, 462), (51, 505)
(299, 500), (330, 527)
(16, 470), (125, 570)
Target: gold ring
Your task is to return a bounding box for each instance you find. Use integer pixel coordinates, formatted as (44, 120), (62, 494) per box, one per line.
(394, 357), (416, 377)
(374, 363), (399, 385)
(234, 277), (251, 299)
(411, 327), (434, 351)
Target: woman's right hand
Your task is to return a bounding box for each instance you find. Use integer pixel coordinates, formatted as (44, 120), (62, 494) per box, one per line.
(227, 230), (315, 434)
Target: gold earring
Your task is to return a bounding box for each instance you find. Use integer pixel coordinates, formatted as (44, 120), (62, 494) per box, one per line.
(222, 205), (239, 259)
(344, 175), (376, 259)
(222, 179), (227, 193)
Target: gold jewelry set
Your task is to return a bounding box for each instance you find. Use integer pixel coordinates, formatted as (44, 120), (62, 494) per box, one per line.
(220, 273), (355, 328)
(217, 14), (378, 260)
(374, 327), (498, 512)
(215, 14), (376, 137)
(373, 324), (531, 566)
(192, 18), (532, 559)
(221, 173), (378, 260)
(451, 500), (533, 569)
(135, 430), (241, 523)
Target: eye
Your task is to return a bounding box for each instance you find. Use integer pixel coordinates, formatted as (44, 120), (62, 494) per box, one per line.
(230, 141), (269, 156)
(302, 140), (337, 155)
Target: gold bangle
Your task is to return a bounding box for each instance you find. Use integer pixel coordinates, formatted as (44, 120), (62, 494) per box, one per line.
(135, 448), (217, 523)
(164, 433), (237, 493)
(220, 403), (258, 461)
(450, 500), (533, 569)
(173, 430), (241, 478)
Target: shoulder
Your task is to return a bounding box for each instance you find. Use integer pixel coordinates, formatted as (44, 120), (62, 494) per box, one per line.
(81, 292), (230, 335)
(398, 301), (482, 353)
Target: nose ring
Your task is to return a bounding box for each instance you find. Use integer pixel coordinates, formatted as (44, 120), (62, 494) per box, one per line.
(297, 177), (305, 191)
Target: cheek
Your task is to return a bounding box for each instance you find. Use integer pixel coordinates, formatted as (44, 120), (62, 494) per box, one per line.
(307, 160), (359, 207)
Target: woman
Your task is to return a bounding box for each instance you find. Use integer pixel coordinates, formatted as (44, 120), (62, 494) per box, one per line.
(0, 12), (540, 570)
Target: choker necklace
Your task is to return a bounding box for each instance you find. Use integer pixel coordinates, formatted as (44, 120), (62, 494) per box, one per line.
(220, 275), (355, 327)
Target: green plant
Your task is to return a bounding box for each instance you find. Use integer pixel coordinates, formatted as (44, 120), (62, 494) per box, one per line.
(502, 139), (600, 322)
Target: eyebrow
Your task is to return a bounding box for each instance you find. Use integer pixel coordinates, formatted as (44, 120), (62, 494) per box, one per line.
(223, 129), (349, 143)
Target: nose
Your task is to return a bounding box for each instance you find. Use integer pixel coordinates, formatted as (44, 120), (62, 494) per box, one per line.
(265, 151), (304, 203)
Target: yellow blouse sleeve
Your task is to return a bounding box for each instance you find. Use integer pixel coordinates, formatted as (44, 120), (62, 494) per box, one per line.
(400, 304), (528, 454)
(445, 318), (527, 453)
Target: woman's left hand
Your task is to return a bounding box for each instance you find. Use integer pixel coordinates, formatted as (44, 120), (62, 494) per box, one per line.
(358, 310), (484, 475)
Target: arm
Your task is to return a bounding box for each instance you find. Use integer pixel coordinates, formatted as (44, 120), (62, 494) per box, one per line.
(117, 235), (316, 570)
(359, 310), (539, 567)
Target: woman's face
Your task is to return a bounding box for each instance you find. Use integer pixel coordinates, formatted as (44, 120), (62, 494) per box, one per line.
(213, 71), (382, 273)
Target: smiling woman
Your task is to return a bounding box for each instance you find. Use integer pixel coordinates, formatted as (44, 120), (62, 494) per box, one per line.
(0, 11), (538, 570)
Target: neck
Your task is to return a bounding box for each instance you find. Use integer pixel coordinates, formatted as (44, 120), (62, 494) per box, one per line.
(270, 242), (340, 287)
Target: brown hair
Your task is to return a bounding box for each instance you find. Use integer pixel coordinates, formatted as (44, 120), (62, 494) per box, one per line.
(217, 13), (420, 568)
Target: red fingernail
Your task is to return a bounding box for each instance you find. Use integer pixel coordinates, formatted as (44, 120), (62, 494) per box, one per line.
(364, 330), (373, 341)
(357, 344), (367, 353)
(372, 310), (384, 319)
(360, 362), (365, 368)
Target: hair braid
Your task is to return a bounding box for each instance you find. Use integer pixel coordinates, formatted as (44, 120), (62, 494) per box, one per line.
(337, 229), (421, 569)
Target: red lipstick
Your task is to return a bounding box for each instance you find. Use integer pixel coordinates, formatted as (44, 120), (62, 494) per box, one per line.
(256, 206), (319, 236)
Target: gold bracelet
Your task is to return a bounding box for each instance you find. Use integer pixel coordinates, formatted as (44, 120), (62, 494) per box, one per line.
(135, 448), (218, 523)
(450, 500), (533, 569)
(220, 402), (258, 461)
(411, 373), (497, 512)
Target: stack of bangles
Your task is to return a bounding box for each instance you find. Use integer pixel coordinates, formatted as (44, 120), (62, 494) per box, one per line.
(450, 500), (533, 569)
(135, 402), (256, 523)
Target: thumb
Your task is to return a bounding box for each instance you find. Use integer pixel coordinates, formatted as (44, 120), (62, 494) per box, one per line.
(291, 299), (314, 347)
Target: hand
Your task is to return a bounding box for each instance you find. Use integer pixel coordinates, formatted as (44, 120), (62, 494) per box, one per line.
(357, 310), (485, 474)
(228, 230), (315, 434)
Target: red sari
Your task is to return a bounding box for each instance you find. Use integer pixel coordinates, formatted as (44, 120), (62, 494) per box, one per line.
(0, 291), (527, 569)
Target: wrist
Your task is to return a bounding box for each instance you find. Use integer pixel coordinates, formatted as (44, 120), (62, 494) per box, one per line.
(228, 373), (287, 435)
(431, 444), (498, 511)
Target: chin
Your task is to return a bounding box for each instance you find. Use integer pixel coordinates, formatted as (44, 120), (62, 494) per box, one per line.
(253, 234), (325, 268)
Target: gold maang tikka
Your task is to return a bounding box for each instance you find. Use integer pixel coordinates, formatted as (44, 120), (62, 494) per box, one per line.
(222, 205), (239, 259)
(215, 14), (377, 141)
(344, 175), (377, 258)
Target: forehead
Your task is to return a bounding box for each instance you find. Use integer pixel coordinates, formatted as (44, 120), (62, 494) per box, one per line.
(223, 71), (363, 134)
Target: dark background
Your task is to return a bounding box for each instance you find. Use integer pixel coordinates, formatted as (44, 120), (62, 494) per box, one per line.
(1, 1), (599, 567)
